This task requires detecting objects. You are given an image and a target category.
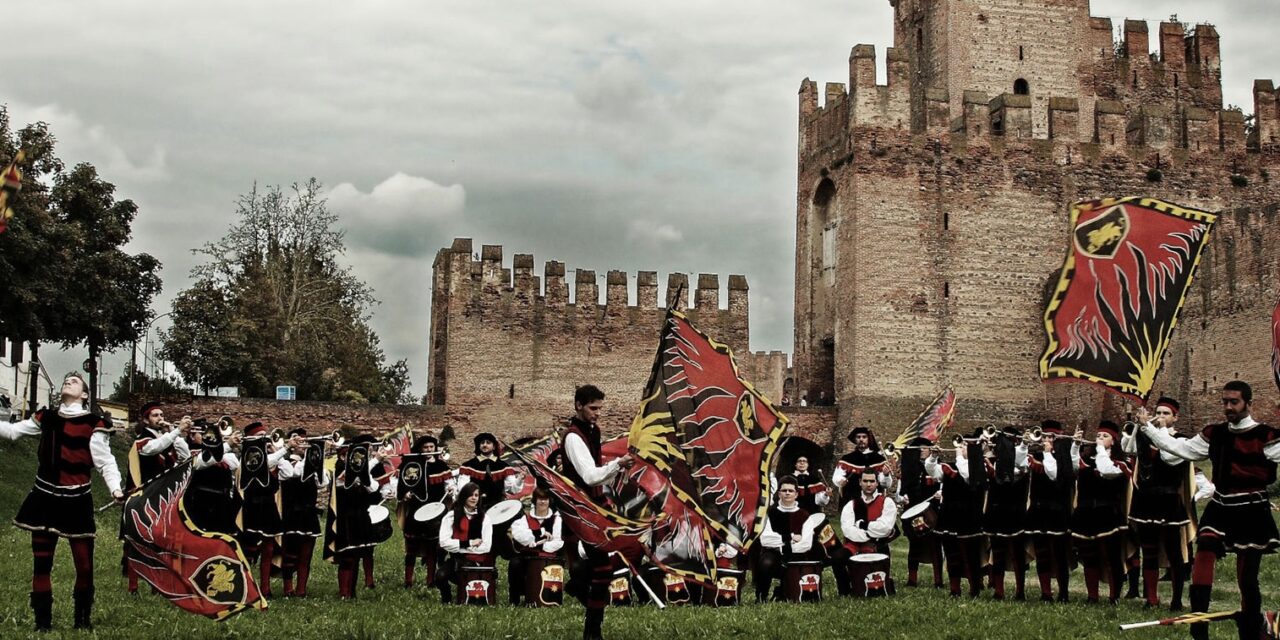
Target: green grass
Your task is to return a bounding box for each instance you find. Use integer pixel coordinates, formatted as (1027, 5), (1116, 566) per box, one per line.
(0, 436), (1275, 639)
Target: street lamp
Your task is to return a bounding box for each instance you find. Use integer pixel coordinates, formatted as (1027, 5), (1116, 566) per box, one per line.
(130, 312), (171, 394)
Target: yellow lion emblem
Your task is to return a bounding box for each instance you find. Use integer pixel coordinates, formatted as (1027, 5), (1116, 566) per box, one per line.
(1085, 220), (1125, 253)
(205, 561), (238, 597)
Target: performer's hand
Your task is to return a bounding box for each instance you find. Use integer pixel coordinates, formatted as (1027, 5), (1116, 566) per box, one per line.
(1135, 407), (1152, 426)
(112, 490), (124, 503)
(790, 533), (802, 543)
(177, 416), (192, 436)
(1072, 428), (1084, 441)
(618, 453), (635, 469)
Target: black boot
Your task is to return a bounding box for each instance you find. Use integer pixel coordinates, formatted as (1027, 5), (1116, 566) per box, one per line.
(583, 607), (604, 640)
(1124, 565), (1140, 599)
(1188, 584), (1211, 640)
(73, 588), (94, 630)
(30, 591), (52, 632)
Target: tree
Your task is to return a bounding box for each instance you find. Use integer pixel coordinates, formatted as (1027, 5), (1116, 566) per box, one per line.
(109, 364), (187, 402)
(161, 180), (405, 402)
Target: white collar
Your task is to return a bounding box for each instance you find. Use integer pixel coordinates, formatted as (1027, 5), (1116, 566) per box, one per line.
(860, 490), (882, 503)
(776, 502), (800, 512)
(530, 508), (555, 519)
(1228, 415), (1258, 432)
(58, 402), (89, 418)
(464, 507), (479, 516)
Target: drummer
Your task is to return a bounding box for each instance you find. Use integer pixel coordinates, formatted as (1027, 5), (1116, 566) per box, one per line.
(392, 434), (455, 599)
(897, 436), (943, 588)
(829, 470), (897, 595)
(784, 456), (830, 513)
(438, 482), (495, 604)
(754, 475), (817, 602)
(509, 487), (565, 606)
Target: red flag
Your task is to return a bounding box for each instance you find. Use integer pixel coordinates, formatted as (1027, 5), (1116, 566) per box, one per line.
(376, 425), (413, 477)
(1272, 298), (1280, 393)
(121, 461), (266, 620)
(0, 150), (24, 235)
(1040, 197), (1217, 401)
(628, 310), (788, 550)
(891, 387), (956, 449)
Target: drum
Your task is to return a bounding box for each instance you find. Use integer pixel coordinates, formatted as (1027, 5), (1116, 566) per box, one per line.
(459, 565), (497, 605)
(661, 571), (691, 605)
(526, 557), (565, 607)
(900, 500), (938, 538)
(783, 560), (823, 602)
(483, 499), (524, 527)
(414, 502), (447, 523)
(848, 553), (894, 597)
(608, 566), (633, 606)
(707, 568), (742, 607)
(367, 504), (393, 543)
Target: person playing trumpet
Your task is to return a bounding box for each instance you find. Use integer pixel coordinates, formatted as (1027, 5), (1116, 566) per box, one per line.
(1122, 397), (1195, 610)
(983, 427), (1031, 600)
(238, 423), (298, 599)
(1070, 421), (1132, 604)
(1025, 420), (1077, 602)
(924, 429), (988, 597)
(278, 428), (329, 598)
(391, 433), (455, 598)
(122, 402), (191, 594)
(0, 373), (124, 631)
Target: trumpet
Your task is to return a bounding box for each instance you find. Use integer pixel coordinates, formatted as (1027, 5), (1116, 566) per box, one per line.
(268, 428), (287, 447)
(306, 430), (344, 446)
(1024, 426), (1089, 443)
(1121, 421), (1139, 438)
(217, 415), (235, 439)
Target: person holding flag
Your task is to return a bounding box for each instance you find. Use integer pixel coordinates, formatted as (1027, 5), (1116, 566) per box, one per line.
(0, 373), (124, 631)
(121, 402), (190, 594)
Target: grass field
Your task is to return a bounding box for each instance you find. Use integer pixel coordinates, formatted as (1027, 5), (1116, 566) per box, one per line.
(0, 436), (1275, 639)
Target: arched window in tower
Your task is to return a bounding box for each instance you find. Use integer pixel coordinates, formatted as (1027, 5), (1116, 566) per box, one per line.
(813, 179), (838, 287)
(1014, 78), (1029, 95)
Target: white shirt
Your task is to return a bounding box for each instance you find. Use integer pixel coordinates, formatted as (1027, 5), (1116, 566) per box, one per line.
(840, 490), (898, 542)
(1142, 415), (1280, 464)
(439, 508), (493, 554)
(277, 455), (329, 488)
(1091, 446), (1125, 478)
(0, 403), (122, 494)
(510, 508), (564, 554)
(194, 444), (239, 471)
(759, 503), (814, 553)
(1121, 427), (1184, 466)
(138, 426), (192, 461)
(563, 430), (621, 487)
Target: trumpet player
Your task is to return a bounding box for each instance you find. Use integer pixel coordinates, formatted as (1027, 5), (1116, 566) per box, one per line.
(983, 427), (1030, 601)
(924, 429), (988, 598)
(1026, 420), (1076, 602)
(1121, 397), (1194, 610)
(0, 373), (123, 631)
(122, 402), (191, 594)
(1136, 381), (1279, 640)
(186, 420), (241, 536)
(278, 428), (329, 598)
(393, 433), (455, 598)
(1070, 421), (1132, 604)
(237, 422), (296, 599)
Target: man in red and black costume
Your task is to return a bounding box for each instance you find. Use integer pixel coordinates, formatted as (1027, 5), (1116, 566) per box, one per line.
(984, 427), (1031, 600)
(563, 384), (633, 640)
(1122, 397), (1196, 610)
(0, 373), (124, 631)
(459, 432), (522, 508)
(1138, 380), (1280, 640)
(925, 431), (987, 597)
(185, 419), (241, 536)
(121, 402), (190, 594)
(1071, 421), (1132, 604)
(834, 470), (897, 594)
(394, 433), (454, 598)
(754, 475), (820, 602)
(1026, 420), (1075, 602)
(237, 422), (294, 598)
(832, 427), (889, 505)
(897, 436), (943, 588)
(279, 427), (328, 598)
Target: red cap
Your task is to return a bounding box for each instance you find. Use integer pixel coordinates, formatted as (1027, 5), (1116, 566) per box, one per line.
(243, 422), (266, 437)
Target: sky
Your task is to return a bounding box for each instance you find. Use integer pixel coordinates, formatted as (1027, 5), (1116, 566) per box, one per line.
(4, 0), (1274, 401)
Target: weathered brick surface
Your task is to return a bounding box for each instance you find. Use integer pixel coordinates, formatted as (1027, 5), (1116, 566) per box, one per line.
(796, 2), (1280, 432)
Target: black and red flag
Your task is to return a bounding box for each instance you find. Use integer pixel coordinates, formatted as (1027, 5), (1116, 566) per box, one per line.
(1040, 197), (1217, 401)
(890, 386), (956, 450)
(627, 310), (788, 551)
(1271, 297), (1280, 393)
(0, 150), (24, 235)
(121, 461), (266, 620)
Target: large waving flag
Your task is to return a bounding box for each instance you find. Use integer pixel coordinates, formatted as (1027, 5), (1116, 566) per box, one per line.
(627, 310), (788, 550)
(0, 150), (24, 234)
(1040, 197), (1217, 401)
(1272, 298), (1280, 393)
(377, 425), (414, 477)
(121, 461), (266, 620)
(891, 387), (956, 449)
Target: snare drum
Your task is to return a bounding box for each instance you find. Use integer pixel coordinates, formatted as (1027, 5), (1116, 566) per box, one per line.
(848, 553), (894, 597)
(414, 502), (447, 523)
(459, 565), (496, 605)
(900, 500), (938, 538)
(707, 568), (742, 607)
(661, 571), (691, 605)
(783, 560), (823, 602)
(526, 557), (564, 607)
(608, 566), (633, 606)
(483, 499), (524, 527)
(367, 504), (393, 543)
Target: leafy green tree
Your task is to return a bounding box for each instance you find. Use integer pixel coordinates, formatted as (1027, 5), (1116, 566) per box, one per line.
(109, 364), (187, 402)
(161, 180), (405, 402)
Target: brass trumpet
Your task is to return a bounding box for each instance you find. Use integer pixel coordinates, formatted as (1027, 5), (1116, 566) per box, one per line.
(1024, 426), (1090, 443)
(306, 430), (344, 446)
(1121, 421), (1140, 438)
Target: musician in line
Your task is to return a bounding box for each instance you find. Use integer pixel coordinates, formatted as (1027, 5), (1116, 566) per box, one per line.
(754, 475), (816, 602)
(122, 402), (190, 594)
(438, 482), (495, 603)
(1071, 421), (1132, 604)
(186, 421), (242, 536)
(278, 428), (329, 598)
(0, 373), (123, 631)
(1137, 381), (1280, 640)
(1122, 397), (1195, 610)
(924, 431), (987, 597)
(510, 487), (564, 606)
(238, 422), (295, 599)
(459, 433), (523, 508)
(831, 470), (897, 596)
(391, 434), (455, 598)
(984, 428), (1030, 600)
(329, 435), (384, 600)
(832, 427), (890, 505)
(1026, 420), (1075, 602)
(897, 436), (943, 588)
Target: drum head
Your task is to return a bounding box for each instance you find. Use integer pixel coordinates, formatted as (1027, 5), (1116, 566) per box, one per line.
(802, 512), (827, 532)
(901, 501), (933, 519)
(368, 504), (390, 523)
(483, 499), (524, 526)
(851, 553), (889, 563)
(414, 502), (446, 522)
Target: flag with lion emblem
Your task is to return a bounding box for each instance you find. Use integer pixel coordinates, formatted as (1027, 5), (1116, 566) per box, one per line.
(1039, 197), (1216, 401)
(121, 461), (266, 620)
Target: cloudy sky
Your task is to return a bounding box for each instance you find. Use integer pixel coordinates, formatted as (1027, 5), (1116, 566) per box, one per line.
(6, 0), (1274, 400)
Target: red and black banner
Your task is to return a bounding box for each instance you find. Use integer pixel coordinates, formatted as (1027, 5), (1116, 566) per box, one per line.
(121, 461), (266, 620)
(891, 387), (956, 449)
(1272, 297), (1280, 393)
(1040, 198), (1217, 401)
(0, 150), (24, 235)
(627, 310), (787, 551)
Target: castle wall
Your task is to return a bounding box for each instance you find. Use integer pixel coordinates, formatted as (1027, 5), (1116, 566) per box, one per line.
(796, 29), (1280, 430)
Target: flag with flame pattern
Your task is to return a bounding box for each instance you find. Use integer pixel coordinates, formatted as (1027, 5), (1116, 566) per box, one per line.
(891, 386), (956, 449)
(121, 461), (266, 620)
(0, 151), (24, 234)
(1040, 197), (1216, 402)
(1272, 297), (1280, 393)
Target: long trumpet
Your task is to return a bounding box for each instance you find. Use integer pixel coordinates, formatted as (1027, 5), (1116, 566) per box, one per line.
(1121, 421), (1140, 438)
(1024, 426), (1090, 443)
(306, 430), (344, 446)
